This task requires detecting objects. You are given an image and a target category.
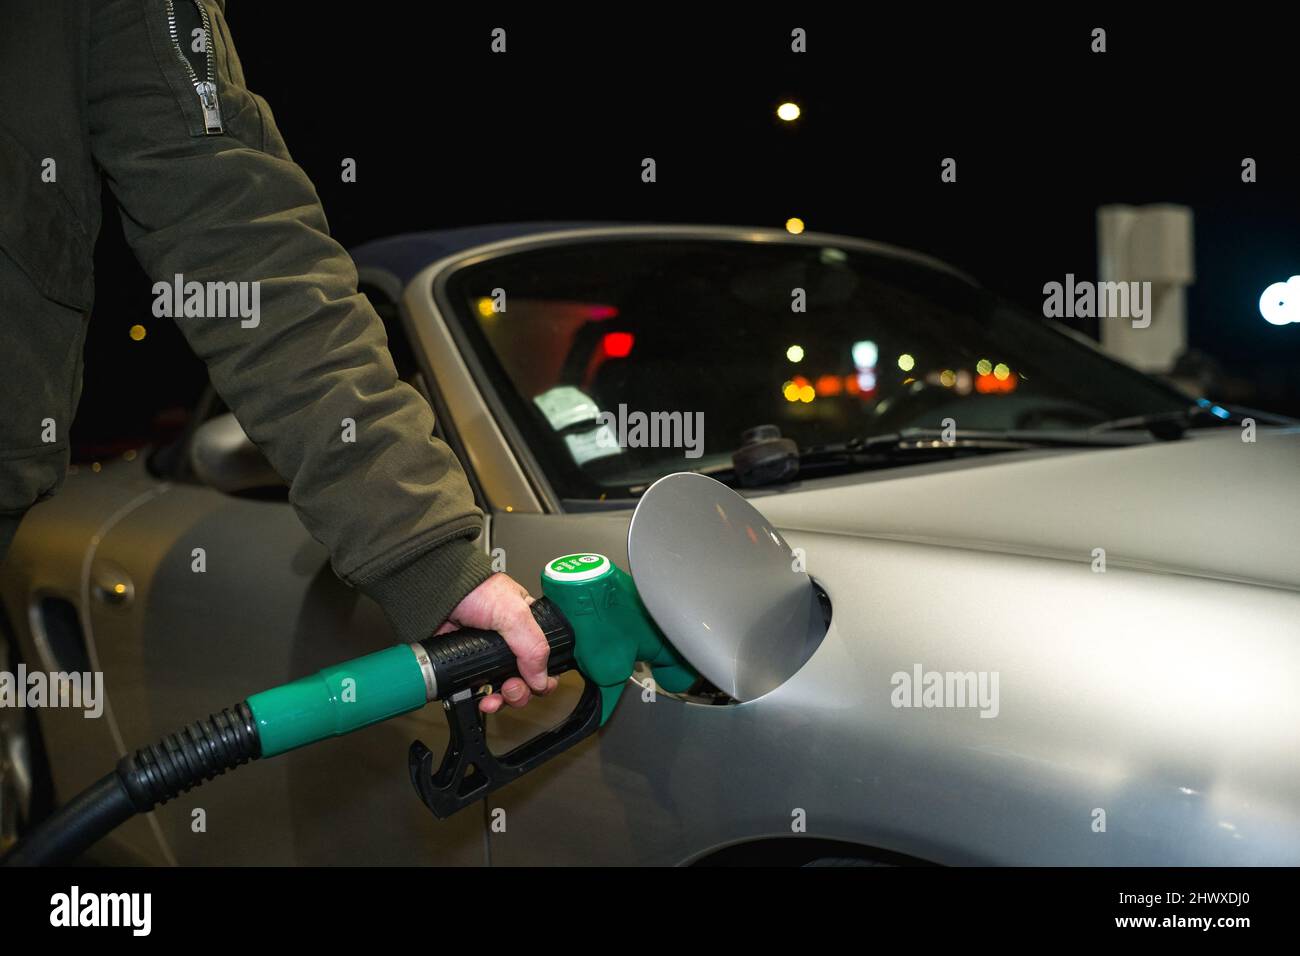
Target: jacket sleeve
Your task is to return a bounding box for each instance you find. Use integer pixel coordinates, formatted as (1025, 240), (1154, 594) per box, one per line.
(86, 0), (496, 640)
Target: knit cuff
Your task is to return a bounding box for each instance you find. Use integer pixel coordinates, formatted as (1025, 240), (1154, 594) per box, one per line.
(359, 535), (498, 643)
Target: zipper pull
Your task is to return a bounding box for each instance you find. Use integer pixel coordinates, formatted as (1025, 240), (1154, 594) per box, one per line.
(196, 80), (224, 135)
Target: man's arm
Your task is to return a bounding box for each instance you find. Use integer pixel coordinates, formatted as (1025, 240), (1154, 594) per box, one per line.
(86, 0), (549, 708)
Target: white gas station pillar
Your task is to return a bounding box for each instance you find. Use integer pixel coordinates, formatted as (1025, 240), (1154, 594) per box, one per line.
(1096, 204), (1195, 373)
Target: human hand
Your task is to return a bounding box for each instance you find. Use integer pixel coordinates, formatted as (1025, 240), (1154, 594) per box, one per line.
(435, 573), (559, 713)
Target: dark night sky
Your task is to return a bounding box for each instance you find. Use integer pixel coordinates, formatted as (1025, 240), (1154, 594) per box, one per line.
(79, 10), (1300, 455)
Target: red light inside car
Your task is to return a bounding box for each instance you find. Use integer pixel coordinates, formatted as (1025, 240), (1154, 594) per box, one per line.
(602, 331), (635, 358)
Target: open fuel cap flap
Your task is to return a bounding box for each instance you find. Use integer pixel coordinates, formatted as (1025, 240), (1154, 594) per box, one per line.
(627, 472), (827, 701)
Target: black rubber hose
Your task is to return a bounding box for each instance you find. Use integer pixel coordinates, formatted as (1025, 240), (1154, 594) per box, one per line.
(1, 703), (259, 866)
(0, 772), (134, 867)
(116, 702), (260, 811)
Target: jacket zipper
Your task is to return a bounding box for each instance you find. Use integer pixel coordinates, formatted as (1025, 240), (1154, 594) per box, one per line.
(165, 0), (224, 134)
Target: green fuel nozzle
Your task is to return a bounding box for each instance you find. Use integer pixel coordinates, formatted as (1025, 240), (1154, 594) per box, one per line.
(405, 552), (696, 816)
(540, 553), (696, 722)
(247, 551), (696, 818)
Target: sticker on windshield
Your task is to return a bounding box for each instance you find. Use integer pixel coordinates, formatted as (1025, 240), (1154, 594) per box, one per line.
(533, 386), (602, 432)
(565, 426), (622, 466)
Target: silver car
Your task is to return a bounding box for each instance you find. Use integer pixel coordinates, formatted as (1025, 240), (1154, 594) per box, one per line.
(3, 224), (1297, 866)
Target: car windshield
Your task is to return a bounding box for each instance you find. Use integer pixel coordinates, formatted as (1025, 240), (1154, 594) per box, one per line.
(443, 237), (1190, 498)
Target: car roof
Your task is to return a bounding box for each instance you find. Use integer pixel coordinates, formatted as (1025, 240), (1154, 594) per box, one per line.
(349, 222), (612, 286)
(349, 222), (979, 288)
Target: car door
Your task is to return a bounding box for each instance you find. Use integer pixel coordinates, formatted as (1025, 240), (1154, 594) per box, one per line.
(87, 461), (469, 864)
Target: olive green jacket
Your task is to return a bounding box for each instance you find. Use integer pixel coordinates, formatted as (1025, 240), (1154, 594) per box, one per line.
(0, 0), (495, 639)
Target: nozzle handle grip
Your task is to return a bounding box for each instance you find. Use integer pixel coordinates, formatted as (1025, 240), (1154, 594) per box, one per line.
(418, 597), (575, 701)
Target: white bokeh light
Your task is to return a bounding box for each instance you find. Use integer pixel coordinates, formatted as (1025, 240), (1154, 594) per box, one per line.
(1259, 275), (1300, 326)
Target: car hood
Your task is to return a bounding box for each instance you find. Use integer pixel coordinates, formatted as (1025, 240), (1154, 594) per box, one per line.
(753, 427), (1300, 591)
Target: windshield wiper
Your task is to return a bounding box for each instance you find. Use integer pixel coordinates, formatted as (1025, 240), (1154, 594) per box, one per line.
(806, 429), (1154, 463)
(1087, 402), (1298, 440)
(727, 426), (1147, 488)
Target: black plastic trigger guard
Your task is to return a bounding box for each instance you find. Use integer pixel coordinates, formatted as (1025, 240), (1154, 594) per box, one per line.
(409, 676), (603, 819)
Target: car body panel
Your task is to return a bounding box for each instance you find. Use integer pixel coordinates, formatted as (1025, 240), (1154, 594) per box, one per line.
(486, 482), (1300, 866)
(752, 426), (1300, 591)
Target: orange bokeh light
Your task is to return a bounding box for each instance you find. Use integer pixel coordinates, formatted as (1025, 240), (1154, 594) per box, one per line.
(975, 372), (1018, 394)
(815, 374), (843, 396)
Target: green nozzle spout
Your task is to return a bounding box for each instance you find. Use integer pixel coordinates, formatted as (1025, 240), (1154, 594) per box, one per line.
(248, 645), (428, 757)
(540, 553), (696, 723)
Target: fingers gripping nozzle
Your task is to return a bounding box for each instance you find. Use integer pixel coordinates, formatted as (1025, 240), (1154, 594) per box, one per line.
(408, 553), (697, 818)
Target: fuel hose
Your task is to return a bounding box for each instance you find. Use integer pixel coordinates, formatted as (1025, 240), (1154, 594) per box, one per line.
(1, 598), (576, 866)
